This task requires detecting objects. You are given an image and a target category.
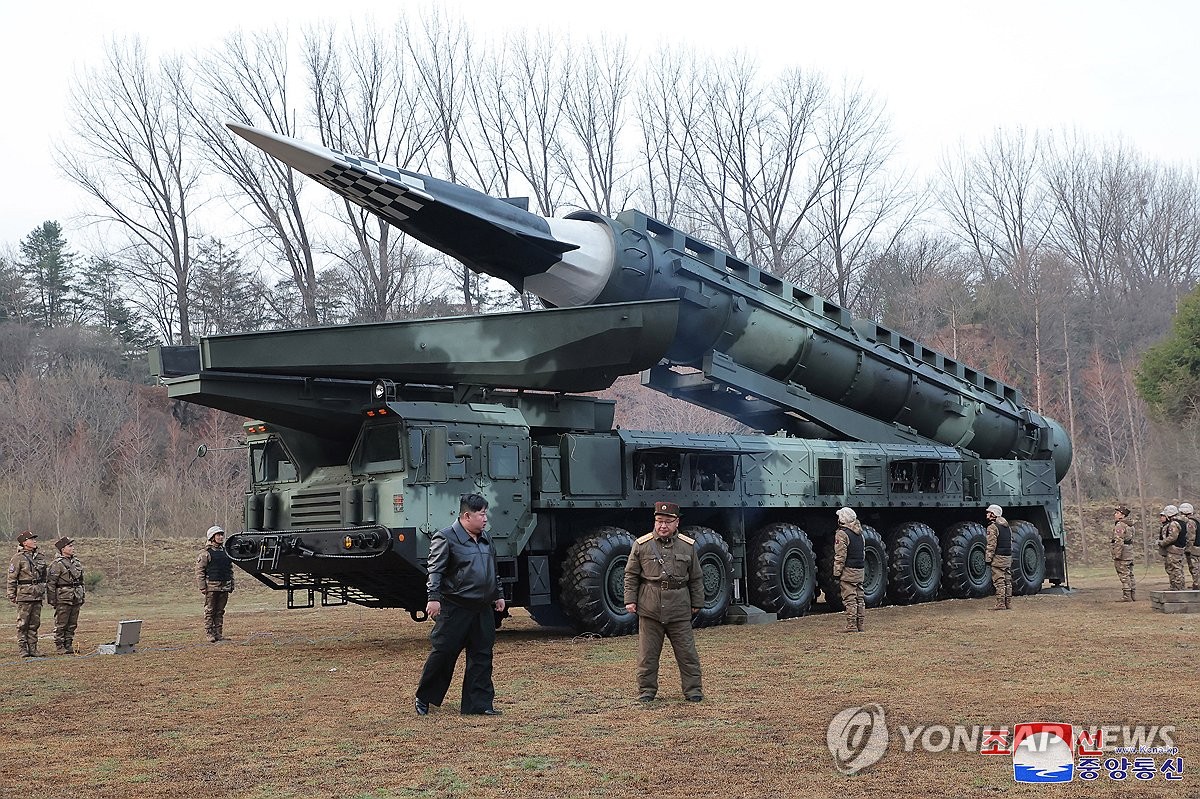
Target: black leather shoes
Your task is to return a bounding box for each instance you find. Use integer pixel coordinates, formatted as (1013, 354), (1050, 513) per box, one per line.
(686, 695), (704, 702)
(414, 698), (429, 716)
(480, 708), (503, 715)
(638, 695), (655, 702)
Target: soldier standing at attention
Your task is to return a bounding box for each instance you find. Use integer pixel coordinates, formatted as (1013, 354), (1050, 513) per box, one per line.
(1157, 505), (1187, 591)
(1110, 506), (1136, 602)
(415, 494), (506, 716)
(984, 505), (1012, 611)
(623, 501), (705, 703)
(832, 507), (866, 633)
(46, 537), (85, 654)
(1180, 503), (1200, 591)
(6, 531), (47, 657)
(196, 525), (234, 643)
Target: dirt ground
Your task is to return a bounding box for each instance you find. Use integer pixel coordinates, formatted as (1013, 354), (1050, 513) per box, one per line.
(1, 535), (1197, 799)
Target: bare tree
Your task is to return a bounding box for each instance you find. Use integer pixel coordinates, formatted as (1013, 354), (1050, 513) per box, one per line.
(635, 47), (705, 227)
(58, 38), (203, 345)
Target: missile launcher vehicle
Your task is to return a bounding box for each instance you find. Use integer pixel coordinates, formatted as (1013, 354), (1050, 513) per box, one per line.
(150, 125), (1072, 635)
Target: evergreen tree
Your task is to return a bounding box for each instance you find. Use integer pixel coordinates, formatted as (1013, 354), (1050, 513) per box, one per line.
(19, 221), (77, 328)
(1135, 285), (1200, 419)
(77, 256), (160, 354)
(0, 254), (31, 322)
(189, 239), (269, 335)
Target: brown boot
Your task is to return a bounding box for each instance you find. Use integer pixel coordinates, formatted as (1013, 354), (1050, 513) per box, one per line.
(856, 616), (865, 632)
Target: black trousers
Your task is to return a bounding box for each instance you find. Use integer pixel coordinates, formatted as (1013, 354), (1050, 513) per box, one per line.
(415, 599), (496, 713)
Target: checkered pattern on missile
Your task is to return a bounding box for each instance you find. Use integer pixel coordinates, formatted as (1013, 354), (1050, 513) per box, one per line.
(310, 152), (433, 224)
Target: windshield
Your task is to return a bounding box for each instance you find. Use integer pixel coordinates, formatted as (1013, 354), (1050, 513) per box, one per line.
(352, 421), (406, 475)
(249, 438), (298, 484)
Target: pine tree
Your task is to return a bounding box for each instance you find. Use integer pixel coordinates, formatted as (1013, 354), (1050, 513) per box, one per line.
(19, 221), (77, 328)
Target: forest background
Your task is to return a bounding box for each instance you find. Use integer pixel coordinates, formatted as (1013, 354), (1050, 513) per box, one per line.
(1, 8), (1198, 563)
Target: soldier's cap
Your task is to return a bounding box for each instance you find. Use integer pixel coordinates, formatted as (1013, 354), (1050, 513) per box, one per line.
(206, 525), (225, 540)
(653, 501), (681, 519)
(54, 537), (73, 551)
(985, 504), (1003, 517)
(16, 531), (36, 544)
(1114, 505), (1131, 517)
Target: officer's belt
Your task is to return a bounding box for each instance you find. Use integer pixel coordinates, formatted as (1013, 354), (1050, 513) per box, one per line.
(659, 579), (688, 590)
(15, 579), (45, 585)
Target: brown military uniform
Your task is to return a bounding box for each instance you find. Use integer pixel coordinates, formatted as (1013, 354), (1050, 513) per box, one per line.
(985, 517), (1013, 610)
(833, 522), (866, 632)
(47, 554), (85, 653)
(1111, 519), (1135, 601)
(196, 544), (235, 642)
(1182, 515), (1199, 591)
(623, 530), (704, 700)
(1158, 519), (1186, 591)
(7, 548), (48, 657)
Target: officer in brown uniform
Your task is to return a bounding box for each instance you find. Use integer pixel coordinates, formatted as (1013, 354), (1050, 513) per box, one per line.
(46, 537), (85, 654)
(195, 525), (234, 642)
(6, 531), (48, 657)
(1180, 502), (1200, 590)
(832, 507), (866, 632)
(1157, 505), (1187, 591)
(1111, 506), (1136, 601)
(623, 502), (705, 702)
(984, 504), (1012, 610)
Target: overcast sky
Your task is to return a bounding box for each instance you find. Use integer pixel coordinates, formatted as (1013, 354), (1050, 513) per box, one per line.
(1, 0), (1198, 247)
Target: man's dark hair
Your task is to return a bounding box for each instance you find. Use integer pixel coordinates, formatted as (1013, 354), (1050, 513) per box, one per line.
(459, 493), (488, 515)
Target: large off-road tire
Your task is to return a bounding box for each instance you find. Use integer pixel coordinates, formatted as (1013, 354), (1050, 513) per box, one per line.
(683, 526), (733, 628)
(1009, 520), (1046, 596)
(940, 521), (992, 599)
(887, 521), (943, 604)
(748, 522), (817, 619)
(818, 526), (888, 609)
(560, 527), (638, 637)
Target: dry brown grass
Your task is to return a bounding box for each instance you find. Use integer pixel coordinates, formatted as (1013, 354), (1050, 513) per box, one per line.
(0, 537), (1196, 798)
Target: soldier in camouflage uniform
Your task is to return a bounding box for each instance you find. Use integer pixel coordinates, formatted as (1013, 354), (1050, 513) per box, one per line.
(832, 507), (866, 633)
(623, 501), (705, 703)
(984, 504), (1012, 610)
(46, 537), (85, 654)
(195, 525), (234, 643)
(1111, 506), (1136, 602)
(1180, 502), (1200, 591)
(1157, 505), (1187, 591)
(6, 531), (48, 657)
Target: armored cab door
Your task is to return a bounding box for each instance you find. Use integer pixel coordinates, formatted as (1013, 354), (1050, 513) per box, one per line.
(481, 434), (531, 549)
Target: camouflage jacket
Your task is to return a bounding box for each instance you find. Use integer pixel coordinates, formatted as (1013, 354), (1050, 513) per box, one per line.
(1182, 516), (1199, 551)
(1158, 519), (1185, 552)
(833, 520), (865, 579)
(6, 549), (48, 603)
(195, 545), (235, 593)
(1111, 520), (1134, 561)
(47, 555), (85, 606)
(985, 517), (1012, 564)
(623, 532), (703, 623)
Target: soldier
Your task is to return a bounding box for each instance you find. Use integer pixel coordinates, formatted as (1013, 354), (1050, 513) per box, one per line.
(415, 494), (506, 716)
(6, 531), (48, 657)
(832, 507), (866, 632)
(1156, 505), (1187, 591)
(195, 525), (234, 643)
(46, 537), (85, 654)
(984, 504), (1012, 610)
(1180, 502), (1200, 591)
(1110, 506), (1136, 602)
(623, 501), (705, 703)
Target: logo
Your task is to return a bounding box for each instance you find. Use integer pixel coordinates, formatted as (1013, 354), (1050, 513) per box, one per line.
(827, 703), (889, 775)
(1012, 723), (1074, 783)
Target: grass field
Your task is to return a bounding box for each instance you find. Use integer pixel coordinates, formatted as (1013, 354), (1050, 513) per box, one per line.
(1, 537), (1196, 798)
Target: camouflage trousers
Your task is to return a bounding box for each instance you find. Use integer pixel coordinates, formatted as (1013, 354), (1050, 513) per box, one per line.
(53, 603), (81, 653)
(1113, 559), (1135, 600)
(203, 590), (230, 641)
(1186, 550), (1200, 590)
(1162, 550), (1186, 591)
(839, 568), (865, 632)
(14, 601), (42, 656)
(990, 555), (1012, 609)
(636, 615), (703, 700)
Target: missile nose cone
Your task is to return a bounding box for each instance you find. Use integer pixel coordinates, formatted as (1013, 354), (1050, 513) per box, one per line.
(227, 123), (342, 177)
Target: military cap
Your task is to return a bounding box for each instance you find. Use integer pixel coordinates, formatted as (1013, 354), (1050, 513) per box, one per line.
(54, 536), (74, 551)
(16, 531), (36, 544)
(206, 525), (225, 541)
(985, 504), (1003, 517)
(653, 501), (681, 518)
(1114, 504), (1131, 517)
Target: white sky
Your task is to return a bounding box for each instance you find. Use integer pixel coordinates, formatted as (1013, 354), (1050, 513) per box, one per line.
(1, 0), (1198, 247)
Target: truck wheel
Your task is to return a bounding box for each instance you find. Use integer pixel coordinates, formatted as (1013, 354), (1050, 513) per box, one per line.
(1009, 520), (1046, 595)
(684, 526), (733, 628)
(749, 522), (816, 619)
(560, 527), (638, 637)
(817, 525), (887, 609)
(940, 521), (991, 598)
(887, 522), (942, 604)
